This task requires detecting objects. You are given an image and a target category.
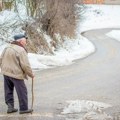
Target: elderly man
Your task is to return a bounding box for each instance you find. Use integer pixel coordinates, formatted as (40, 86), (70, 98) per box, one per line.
(0, 34), (34, 114)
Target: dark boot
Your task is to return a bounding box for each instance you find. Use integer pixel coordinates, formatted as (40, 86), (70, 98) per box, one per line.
(7, 103), (18, 114)
(19, 109), (33, 114)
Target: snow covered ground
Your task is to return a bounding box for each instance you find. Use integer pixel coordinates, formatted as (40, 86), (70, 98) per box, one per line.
(79, 5), (120, 32)
(106, 30), (120, 41)
(0, 5), (120, 70)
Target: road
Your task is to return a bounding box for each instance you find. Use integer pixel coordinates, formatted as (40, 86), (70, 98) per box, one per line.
(0, 28), (120, 120)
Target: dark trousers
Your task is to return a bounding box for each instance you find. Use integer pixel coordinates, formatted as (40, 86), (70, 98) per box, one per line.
(4, 75), (28, 111)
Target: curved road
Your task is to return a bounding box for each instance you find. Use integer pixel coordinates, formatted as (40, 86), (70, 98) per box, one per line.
(0, 28), (120, 119)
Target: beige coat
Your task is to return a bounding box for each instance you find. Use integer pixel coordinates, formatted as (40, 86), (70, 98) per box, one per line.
(0, 44), (33, 80)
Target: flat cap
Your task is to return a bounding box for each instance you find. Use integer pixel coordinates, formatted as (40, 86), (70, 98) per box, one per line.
(14, 34), (27, 41)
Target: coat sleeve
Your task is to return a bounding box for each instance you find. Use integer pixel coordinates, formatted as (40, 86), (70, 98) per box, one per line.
(0, 49), (6, 73)
(18, 50), (33, 78)
(0, 54), (2, 73)
(0, 48), (6, 68)
(0, 55), (2, 67)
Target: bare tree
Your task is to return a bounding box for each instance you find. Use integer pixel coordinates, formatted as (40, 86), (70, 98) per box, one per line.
(40, 0), (82, 47)
(1, 0), (14, 10)
(0, 0), (83, 54)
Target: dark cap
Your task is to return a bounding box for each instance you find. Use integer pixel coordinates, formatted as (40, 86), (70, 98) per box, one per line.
(14, 34), (27, 41)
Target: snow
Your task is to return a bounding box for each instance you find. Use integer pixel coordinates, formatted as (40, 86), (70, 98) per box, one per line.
(62, 100), (112, 114)
(0, 4), (120, 70)
(0, 10), (25, 41)
(15, 3), (28, 20)
(29, 35), (95, 70)
(79, 5), (120, 32)
(106, 30), (120, 42)
(0, 10), (17, 25)
(62, 100), (112, 120)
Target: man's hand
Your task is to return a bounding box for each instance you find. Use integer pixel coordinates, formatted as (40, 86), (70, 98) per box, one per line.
(32, 74), (35, 79)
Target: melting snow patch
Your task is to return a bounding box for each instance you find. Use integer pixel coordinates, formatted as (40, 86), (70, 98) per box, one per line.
(62, 100), (113, 120)
(62, 100), (112, 114)
(83, 111), (113, 120)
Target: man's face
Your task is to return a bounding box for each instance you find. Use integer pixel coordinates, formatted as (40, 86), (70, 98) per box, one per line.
(19, 38), (27, 46)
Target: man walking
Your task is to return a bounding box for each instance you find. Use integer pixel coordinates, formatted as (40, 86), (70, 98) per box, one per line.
(0, 34), (34, 114)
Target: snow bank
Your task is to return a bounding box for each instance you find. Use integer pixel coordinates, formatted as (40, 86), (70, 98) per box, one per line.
(106, 30), (120, 42)
(29, 35), (95, 70)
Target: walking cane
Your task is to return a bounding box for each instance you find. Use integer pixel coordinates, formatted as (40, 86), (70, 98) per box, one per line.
(31, 78), (34, 114)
